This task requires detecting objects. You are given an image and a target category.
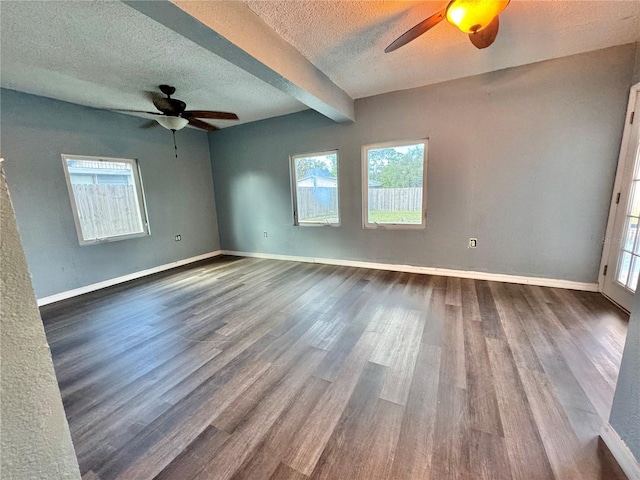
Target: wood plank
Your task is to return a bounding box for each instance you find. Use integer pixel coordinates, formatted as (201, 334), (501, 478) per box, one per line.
(71, 338), (222, 435)
(422, 275), (446, 346)
(518, 367), (607, 479)
(71, 342), (222, 467)
(355, 399), (404, 480)
(463, 318), (503, 436)
(269, 463), (309, 480)
(485, 337), (555, 480)
(491, 282), (544, 372)
(446, 276), (462, 306)
(284, 331), (380, 475)
(430, 383), (470, 479)
(212, 311), (328, 433)
(369, 306), (409, 366)
(529, 288), (615, 420)
(461, 278), (481, 322)
(546, 288), (621, 389)
(518, 285), (598, 414)
(308, 361), (387, 480)
(475, 280), (507, 340)
(192, 347), (328, 480)
(468, 429), (512, 480)
(388, 343), (441, 480)
(94, 358), (271, 479)
(312, 288), (375, 382)
(228, 376), (330, 480)
(154, 426), (230, 480)
(379, 309), (425, 405)
(440, 305), (467, 390)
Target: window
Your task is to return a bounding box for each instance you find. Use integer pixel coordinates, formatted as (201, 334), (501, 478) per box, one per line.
(616, 158), (640, 291)
(362, 139), (427, 229)
(290, 150), (340, 226)
(61, 155), (150, 245)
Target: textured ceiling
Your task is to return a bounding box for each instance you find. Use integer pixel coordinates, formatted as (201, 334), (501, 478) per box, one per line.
(1, 1), (639, 127)
(0, 1), (306, 128)
(246, 0), (640, 99)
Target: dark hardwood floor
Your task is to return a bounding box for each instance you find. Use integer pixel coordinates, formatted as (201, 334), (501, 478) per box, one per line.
(40, 256), (630, 480)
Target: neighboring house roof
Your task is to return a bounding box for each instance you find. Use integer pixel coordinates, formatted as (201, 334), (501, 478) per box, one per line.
(297, 175), (382, 188)
(67, 166), (132, 186)
(297, 175), (337, 187)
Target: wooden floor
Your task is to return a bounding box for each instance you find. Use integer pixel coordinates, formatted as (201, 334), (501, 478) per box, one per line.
(40, 256), (630, 480)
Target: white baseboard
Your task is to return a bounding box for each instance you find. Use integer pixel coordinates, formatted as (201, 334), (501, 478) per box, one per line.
(223, 250), (599, 292)
(37, 251), (224, 306)
(37, 249), (599, 307)
(601, 423), (640, 480)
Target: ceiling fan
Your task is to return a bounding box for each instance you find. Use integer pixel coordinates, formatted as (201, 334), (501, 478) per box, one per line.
(385, 0), (510, 53)
(117, 84), (239, 132)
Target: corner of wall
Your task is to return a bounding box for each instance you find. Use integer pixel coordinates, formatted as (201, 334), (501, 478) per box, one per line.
(0, 161), (81, 479)
(608, 287), (640, 472)
(204, 130), (222, 251)
(207, 130), (224, 250)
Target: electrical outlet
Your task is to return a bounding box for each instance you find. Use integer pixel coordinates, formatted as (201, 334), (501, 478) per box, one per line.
(263, 231), (268, 238)
(468, 238), (477, 248)
(175, 234), (181, 242)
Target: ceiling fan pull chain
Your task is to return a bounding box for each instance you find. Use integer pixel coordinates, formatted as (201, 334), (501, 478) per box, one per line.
(172, 129), (178, 160)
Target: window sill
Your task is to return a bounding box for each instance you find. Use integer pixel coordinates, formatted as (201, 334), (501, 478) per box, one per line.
(363, 223), (426, 230)
(79, 231), (150, 246)
(295, 223), (341, 228)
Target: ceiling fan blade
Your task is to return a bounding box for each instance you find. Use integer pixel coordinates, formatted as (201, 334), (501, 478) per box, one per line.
(183, 110), (239, 120)
(140, 120), (158, 129)
(469, 15), (499, 49)
(187, 118), (219, 131)
(385, 8), (446, 53)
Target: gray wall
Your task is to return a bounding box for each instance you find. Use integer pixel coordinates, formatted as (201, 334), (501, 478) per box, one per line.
(0, 164), (81, 480)
(610, 288), (640, 462)
(208, 45), (636, 283)
(1, 89), (220, 298)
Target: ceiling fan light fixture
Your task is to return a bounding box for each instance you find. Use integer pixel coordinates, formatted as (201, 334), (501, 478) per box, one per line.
(156, 116), (189, 131)
(445, 0), (509, 33)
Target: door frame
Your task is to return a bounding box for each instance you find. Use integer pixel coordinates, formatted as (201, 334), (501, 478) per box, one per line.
(599, 81), (640, 307)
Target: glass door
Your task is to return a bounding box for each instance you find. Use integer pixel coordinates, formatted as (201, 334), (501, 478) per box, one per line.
(603, 92), (640, 311)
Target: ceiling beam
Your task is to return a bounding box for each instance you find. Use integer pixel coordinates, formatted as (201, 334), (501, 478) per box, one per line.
(123, 0), (355, 123)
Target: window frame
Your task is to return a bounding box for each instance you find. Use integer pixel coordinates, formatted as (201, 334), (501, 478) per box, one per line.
(290, 149), (341, 227)
(61, 154), (150, 246)
(361, 138), (428, 230)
